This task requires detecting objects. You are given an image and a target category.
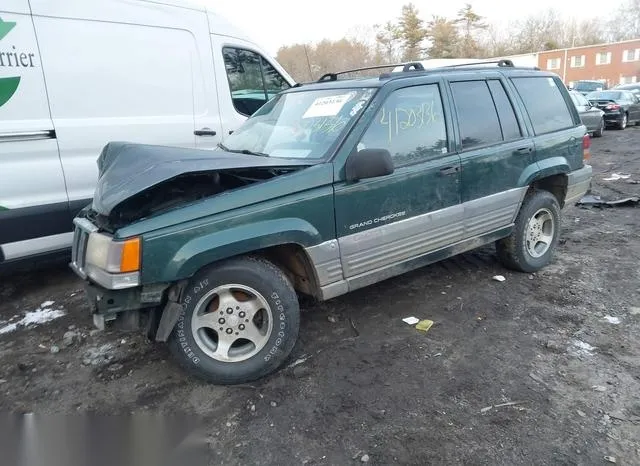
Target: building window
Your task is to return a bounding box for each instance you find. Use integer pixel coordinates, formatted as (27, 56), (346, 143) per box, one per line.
(622, 49), (640, 62)
(546, 58), (561, 70)
(570, 55), (585, 68)
(620, 76), (638, 84)
(595, 52), (612, 65)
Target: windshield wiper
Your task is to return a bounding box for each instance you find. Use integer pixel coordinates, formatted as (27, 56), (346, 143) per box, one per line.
(216, 143), (269, 157)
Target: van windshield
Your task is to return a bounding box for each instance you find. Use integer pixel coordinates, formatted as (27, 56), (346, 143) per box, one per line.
(220, 88), (376, 159)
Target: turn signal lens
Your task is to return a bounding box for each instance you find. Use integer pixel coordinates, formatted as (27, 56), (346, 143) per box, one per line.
(120, 237), (141, 273)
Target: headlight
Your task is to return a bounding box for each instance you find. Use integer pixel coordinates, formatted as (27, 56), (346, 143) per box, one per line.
(85, 232), (141, 289)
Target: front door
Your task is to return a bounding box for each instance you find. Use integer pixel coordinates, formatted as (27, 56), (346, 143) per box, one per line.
(210, 36), (291, 139)
(333, 82), (461, 282)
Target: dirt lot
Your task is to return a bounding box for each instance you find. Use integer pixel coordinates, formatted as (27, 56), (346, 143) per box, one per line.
(1, 127), (640, 465)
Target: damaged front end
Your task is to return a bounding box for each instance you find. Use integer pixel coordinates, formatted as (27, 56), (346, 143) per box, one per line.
(70, 141), (311, 335)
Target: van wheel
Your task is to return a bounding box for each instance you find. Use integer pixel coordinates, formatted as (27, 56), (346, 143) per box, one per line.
(168, 256), (300, 384)
(495, 190), (561, 273)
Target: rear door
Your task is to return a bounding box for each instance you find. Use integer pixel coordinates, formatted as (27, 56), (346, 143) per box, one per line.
(571, 92), (596, 130)
(333, 81), (462, 282)
(448, 77), (533, 238)
(0, 1), (70, 261)
(511, 75), (583, 169)
(625, 91), (640, 121)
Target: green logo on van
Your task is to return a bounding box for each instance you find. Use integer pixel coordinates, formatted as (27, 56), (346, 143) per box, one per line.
(0, 18), (16, 40)
(0, 17), (20, 109)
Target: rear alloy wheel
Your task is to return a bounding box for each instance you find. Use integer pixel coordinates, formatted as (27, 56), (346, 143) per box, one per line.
(593, 118), (604, 137)
(496, 190), (561, 273)
(618, 113), (627, 130)
(168, 256), (300, 384)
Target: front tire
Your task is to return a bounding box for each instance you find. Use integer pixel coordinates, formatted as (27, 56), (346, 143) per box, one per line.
(496, 190), (561, 273)
(168, 256), (300, 384)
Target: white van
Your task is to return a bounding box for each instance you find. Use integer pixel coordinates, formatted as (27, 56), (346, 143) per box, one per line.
(0, 0), (294, 265)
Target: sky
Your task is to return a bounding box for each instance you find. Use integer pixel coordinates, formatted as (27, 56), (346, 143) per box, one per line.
(197, 0), (613, 56)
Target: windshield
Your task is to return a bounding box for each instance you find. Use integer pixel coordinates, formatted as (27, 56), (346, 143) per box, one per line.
(586, 91), (622, 100)
(574, 81), (603, 92)
(221, 88), (376, 159)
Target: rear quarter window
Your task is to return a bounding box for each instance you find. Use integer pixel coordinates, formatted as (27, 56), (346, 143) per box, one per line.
(512, 77), (575, 135)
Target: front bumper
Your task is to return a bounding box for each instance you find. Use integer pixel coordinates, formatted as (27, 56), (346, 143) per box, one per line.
(565, 164), (593, 206)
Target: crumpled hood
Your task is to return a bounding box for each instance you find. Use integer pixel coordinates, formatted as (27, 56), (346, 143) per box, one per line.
(92, 141), (311, 216)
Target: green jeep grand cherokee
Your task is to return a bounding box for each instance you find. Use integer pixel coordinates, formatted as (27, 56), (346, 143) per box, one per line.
(70, 60), (592, 384)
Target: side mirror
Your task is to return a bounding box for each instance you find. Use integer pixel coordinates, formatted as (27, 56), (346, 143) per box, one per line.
(345, 148), (394, 182)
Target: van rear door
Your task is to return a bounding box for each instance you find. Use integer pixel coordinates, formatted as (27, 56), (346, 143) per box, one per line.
(0, 1), (70, 262)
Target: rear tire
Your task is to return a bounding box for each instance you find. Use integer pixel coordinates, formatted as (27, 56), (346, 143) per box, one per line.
(593, 118), (604, 137)
(618, 113), (628, 130)
(496, 190), (561, 273)
(168, 256), (300, 384)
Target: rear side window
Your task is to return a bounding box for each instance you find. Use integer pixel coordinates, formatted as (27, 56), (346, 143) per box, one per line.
(450, 80), (502, 149)
(487, 80), (522, 141)
(512, 77), (575, 135)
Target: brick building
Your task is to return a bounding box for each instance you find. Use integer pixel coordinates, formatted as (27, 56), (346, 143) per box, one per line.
(537, 39), (640, 87)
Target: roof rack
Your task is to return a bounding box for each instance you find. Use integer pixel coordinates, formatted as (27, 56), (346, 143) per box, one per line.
(441, 59), (515, 68)
(317, 62), (425, 82)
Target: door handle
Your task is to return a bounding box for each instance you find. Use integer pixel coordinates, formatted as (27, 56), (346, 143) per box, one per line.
(440, 166), (459, 175)
(194, 128), (217, 136)
(516, 147), (532, 153)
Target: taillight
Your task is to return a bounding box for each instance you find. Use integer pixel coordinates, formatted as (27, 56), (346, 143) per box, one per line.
(605, 103), (621, 110)
(583, 134), (591, 163)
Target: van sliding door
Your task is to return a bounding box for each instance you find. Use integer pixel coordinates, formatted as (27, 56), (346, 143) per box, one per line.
(0, 1), (70, 262)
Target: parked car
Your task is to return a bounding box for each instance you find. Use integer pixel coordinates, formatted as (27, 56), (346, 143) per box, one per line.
(572, 80), (608, 95)
(569, 90), (605, 137)
(69, 60), (592, 384)
(0, 0), (294, 267)
(613, 83), (640, 97)
(585, 90), (640, 129)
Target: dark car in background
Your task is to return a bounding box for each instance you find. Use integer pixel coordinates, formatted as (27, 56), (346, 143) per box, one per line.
(586, 90), (640, 129)
(569, 90), (605, 137)
(572, 80), (608, 95)
(613, 83), (640, 97)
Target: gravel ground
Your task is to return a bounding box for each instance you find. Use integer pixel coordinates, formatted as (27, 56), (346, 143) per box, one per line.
(1, 127), (639, 465)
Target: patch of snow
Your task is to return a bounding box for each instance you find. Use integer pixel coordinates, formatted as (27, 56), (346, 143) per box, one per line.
(603, 315), (621, 324)
(570, 339), (596, 356)
(40, 301), (55, 308)
(0, 308), (66, 335)
(603, 173), (631, 181)
(287, 356), (310, 368)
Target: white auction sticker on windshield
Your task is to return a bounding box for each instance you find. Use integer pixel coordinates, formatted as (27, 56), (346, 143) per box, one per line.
(303, 94), (352, 118)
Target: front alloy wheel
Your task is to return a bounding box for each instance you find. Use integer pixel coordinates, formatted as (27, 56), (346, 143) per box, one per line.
(168, 256), (300, 384)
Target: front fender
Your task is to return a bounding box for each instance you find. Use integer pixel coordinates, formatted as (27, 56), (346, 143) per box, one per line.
(518, 157), (570, 186)
(149, 218), (322, 283)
